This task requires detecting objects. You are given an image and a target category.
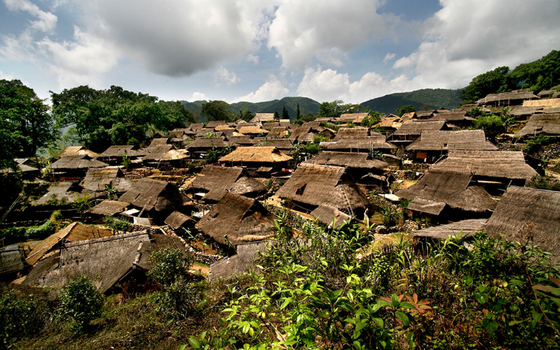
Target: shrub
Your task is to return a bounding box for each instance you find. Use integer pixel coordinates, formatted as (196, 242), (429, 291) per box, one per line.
(300, 143), (321, 155)
(104, 216), (132, 232)
(0, 227), (27, 245)
(147, 248), (194, 287)
(0, 289), (43, 348)
(58, 275), (104, 332)
(523, 134), (550, 154)
(26, 219), (55, 239)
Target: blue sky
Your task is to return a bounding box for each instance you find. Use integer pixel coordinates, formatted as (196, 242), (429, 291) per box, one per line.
(1, 0), (559, 104)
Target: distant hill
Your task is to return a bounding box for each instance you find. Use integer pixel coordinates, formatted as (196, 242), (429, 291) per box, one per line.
(360, 88), (463, 115)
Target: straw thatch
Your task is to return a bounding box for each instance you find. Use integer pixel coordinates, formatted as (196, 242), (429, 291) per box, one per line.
(238, 126), (269, 135)
(197, 192), (275, 246)
(209, 241), (270, 281)
(310, 205), (350, 228)
(189, 165), (243, 202)
(515, 113), (560, 137)
(149, 138), (169, 147)
(269, 126), (290, 137)
(509, 106), (545, 118)
(189, 123), (204, 131)
(431, 150), (538, 181)
(323, 136), (397, 151)
(394, 121), (446, 136)
(24, 232), (151, 293)
(186, 137), (228, 150)
(412, 219), (487, 240)
(416, 111), (434, 119)
(406, 198), (447, 216)
(164, 211), (195, 230)
(48, 155), (108, 170)
(333, 127), (369, 141)
(429, 111), (474, 122)
(219, 147), (292, 163)
(230, 177), (267, 197)
(289, 126), (312, 142)
(339, 113), (368, 122)
(250, 113), (275, 123)
(304, 151), (388, 169)
(477, 90), (538, 106)
(99, 145), (140, 159)
(206, 120), (228, 128)
(523, 98), (560, 108)
(88, 200), (129, 216)
(118, 178), (183, 212)
(0, 245), (24, 276)
(275, 164), (366, 210)
(81, 167), (132, 193)
(56, 146), (99, 158)
(263, 139), (294, 151)
(25, 222), (114, 266)
(395, 170), (497, 214)
(485, 186), (560, 264)
(377, 116), (401, 128)
(227, 136), (257, 146)
(33, 182), (82, 206)
(406, 130), (497, 151)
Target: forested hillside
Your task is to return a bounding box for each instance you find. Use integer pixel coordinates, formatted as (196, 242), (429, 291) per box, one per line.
(361, 88), (463, 114)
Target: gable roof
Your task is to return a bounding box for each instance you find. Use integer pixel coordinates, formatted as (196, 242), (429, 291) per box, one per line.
(219, 147), (292, 163)
(49, 155), (108, 170)
(406, 130), (497, 151)
(33, 182), (82, 206)
(431, 150), (538, 181)
(118, 178), (183, 212)
(323, 136), (397, 151)
(485, 186), (560, 264)
(81, 167), (132, 193)
(189, 165), (243, 202)
(99, 145), (139, 158)
(164, 211), (195, 230)
(394, 121), (446, 136)
(56, 146), (99, 158)
(230, 176), (268, 196)
(515, 113), (560, 137)
(250, 113), (275, 123)
(88, 200), (130, 216)
(304, 151), (387, 169)
(197, 192), (275, 246)
(186, 137), (228, 150)
(333, 127), (370, 141)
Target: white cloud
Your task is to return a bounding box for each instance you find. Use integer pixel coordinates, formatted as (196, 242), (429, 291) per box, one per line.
(212, 67), (240, 86)
(4, 0), (57, 33)
(383, 52), (396, 63)
(246, 54), (260, 65)
(268, 0), (396, 69)
(192, 92), (207, 101)
(236, 75), (289, 102)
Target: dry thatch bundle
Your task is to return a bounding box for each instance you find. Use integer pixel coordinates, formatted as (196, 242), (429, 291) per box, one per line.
(118, 178), (183, 212)
(219, 147), (292, 163)
(197, 192), (275, 246)
(431, 150), (538, 181)
(394, 121), (445, 136)
(304, 151), (387, 169)
(25, 222), (114, 266)
(406, 130), (497, 151)
(395, 170), (496, 214)
(485, 186), (560, 264)
(189, 165), (243, 202)
(515, 113), (560, 137)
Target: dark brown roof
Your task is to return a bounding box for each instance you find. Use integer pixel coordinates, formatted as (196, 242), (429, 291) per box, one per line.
(515, 113), (560, 137)
(189, 165), (243, 202)
(81, 167), (132, 193)
(186, 137), (228, 150)
(431, 150), (538, 181)
(406, 130), (497, 151)
(289, 126), (312, 142)
(206, 120), (228, 128)
(164, 211), (195, 230)
(49, 155), (108, 170)
(230, 177), (267, 196)
(118, 178), (183, 212)
(304, 151), (387, 169)
(429, 111), (474, 122)
(88, 200), (129, 216)
(197, 192), (275, 245)
(485, 186), (560, 264)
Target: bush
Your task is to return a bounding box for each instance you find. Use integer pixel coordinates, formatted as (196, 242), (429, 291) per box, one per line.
(523, 134), (550, 154)
(58, 275), (104, 332)
(104, 216), (132, 232)
(26, 219), (55, 239)
(300, 143), (321, 155)
(148, 248), (194, 287)
(0, 289), (43, 348)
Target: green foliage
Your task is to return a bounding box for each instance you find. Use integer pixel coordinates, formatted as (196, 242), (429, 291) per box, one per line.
(201, 100), (233, 122)
(473, 114), (505, 140)
(361, 113), (381, 128)
(527, 175), (560, 191)
(148, 248), (194, 287)
(461, 66), (510, 104)
(26, 219), (55, 239)
(281, 106), (289, 120)
(300, 143), (321, 155)
(317, 100), (363, 119)
(523, 134), (550, 154)
(58, 275), (104, 332)
(361, 88), (462, 115)
(103, 216), (132, 232)
(72, 194), (91, 213)
(235, 104), (255, 122)
(0, 289), (43, 348)
(311, 134), (328, 144)
(396, 104), (416, 116)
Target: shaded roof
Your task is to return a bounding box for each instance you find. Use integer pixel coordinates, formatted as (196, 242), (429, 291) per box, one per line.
(164, 211), (195, 230)
(189, 165), (243, 202)
(56, 146), (99, 158)
(289, 126), (312, 142)
(118, 178), (183, 212)
(49, 155), (108, 170)
(99, 145), (139, 158)
(431, 150), (538, 181)
(33, 182), (81, 206)
(395, 170), (496, 213)
(394, 121), (446, 136)
(81, 167), (132, 193)
(429, 111), (474, 122)
(88, 200), (130, 216)
(230, 176), (268, 196)
(412, 219), (487, 240)
(323, 136), (397, 151)
(485, 186), (560, 264)
(515, 113), (560, 137)
(406, 130), (497, 151)
(333, 127), (369, 141)
(209, 240), (270, 281)
(186, 137), (228, 150)
(26, 222), (114, 266)
(227, 136), (257, 146)
(310, 205), (350, 228)
(262, 138), (294, 150)
(197, 192), (275, 246)
(304, 151), (387, 169)
(219, 147), (292, 163)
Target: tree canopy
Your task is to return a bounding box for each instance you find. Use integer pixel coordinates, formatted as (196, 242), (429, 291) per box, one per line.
(200, 100), (234, 123)
(51, 85), (194, 152)
(396, 104), (416, 116)
(0, 79), (54, 169)
(317, 100), (363, 119)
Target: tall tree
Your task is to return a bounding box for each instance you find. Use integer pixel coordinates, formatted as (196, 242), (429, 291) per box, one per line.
(296, 103), (301, 120)
(281, 106), (289, 120)
(200, 100), (233, 122)
(460, 66), (510, 104)
(396, 105), (416, 116)
(273, 111), (280, 121)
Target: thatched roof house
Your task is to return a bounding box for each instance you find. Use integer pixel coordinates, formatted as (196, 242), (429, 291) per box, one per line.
(289, 126), (314, 143)
(333, 127), (370, 141)
(485, 186), (560, 264)
(431, 150), (538, 181)
(407, 130), (497, 152)
(412, 219), (487, 241)
(56, 146), (99, 158)
(238, 126), (269, 136)
(264, 139), (294, 151)
(394, 121), (446, 137)
(197, 192), (275, 246)
(395, 170), (496, 216)
(338, 113), (369, 123)
(429, 111), (474, 124)
(250, 113), (275, 123)
(164, 211), (195, 230)
(219, 147), (292, 165)
(275, 164), (367, 213)
(118, 178), (183, 213)
(477, 90), (538, 107)
(81, 167), (132, 193)
(88, 200), (129, 216)
(310, 205), (350, 228)
(322, 136), (397, 152)
(188, 165), (243, 202)
(230, 177), (268, 197)
(186, 137), (228, 151)
(515, 113), (560, 138)
(209, 240), (270, 281)
(206, 120), (228, 128)
(48, 155), (108, 175)
(33, 182), (82, 206)
(25, 222), (114, 266)
(304, 151), (388, 170)
(98, 145), (141, 164)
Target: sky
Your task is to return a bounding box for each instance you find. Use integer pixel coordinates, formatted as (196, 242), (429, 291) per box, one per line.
(1, 0), (559, 105)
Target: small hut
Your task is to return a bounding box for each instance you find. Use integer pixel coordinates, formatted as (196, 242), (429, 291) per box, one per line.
(81, 167), (132, 194)
(218, 147), (292, 170)
(515, 113), (560, 138)
(118, 178), (183, 221)
(48, 155), (108, 178)
(187, 165), (243, 202)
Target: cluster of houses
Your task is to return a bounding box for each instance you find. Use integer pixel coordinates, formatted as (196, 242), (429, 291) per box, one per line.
(2, 90), (560, 291)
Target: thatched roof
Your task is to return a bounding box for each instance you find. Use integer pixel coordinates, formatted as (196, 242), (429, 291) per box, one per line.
(186, 137), (228, 150)
(431, 150), (538, 181)
(416, 111), (434, 119)
(209, 240), (270, 281)
(310, 205), (350, 228)
(0, 245), (24, 275)
(289, 126), (312, 142)
(509, 106), (545, 118)
(429, 111), (474, 122)
(33, 182), (81, 206)
(515, 113), (560, 137)
(88, 200), (129, 216)
(227, 136), (256, 146)
(118, 178), (183, 212)
(230, 177), (268, 196)
(197, 192), (275, 246)
(189, 123), (204, 131)
(250, 113), (275, 123)
(304, 151), (388, 169)
(263, 139), (294, 151)
(477, 90), (538, 105)
(24, 231), (151, 293)
(99, 145), (139, 158)
(81, 167), (132, 193)
(189, 165), (243, 202)
(238, 126), (269, 135)
(333, 127), (369, 141)
(485, 186), (560, 264)
(25, 222), (114, 266)
(377, 116), (401, 128)
(406, 198), (447, 215)
(323, 136), (397, 151)
(339, 113), (368, 122)
(275, 164), (366, 210)
(164, 211), (195, 230)
(406, 130), (497, 151)
(219, 147), (292, 163)
(48, 155), (108, 170)
(56, 146), (99, 158)
(269, 126), (290, 137)
(412, 219), (487, 240)
(149, 138), (169, 147)
(394, 121), (446, 136)
(395, 170), (496, 214)
(206, 120), (228, 128)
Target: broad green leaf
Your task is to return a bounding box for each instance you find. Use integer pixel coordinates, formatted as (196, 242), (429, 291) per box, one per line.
(396, 311), (410, 327)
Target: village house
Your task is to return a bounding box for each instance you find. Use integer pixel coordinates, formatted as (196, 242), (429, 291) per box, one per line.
(47, 154), (108, 178)
(428, 110), (475, 128)
(186, 165), (243, 202)
(390, 120), (446, 146)
(250, 113), (275, 123)
(218, 146), (292, 172)
(515, 113), (560, 138)
(81, 167), (132, 196)
(186, 137), (229, 159)
(477, 90), (539, 107)
(33, 181), (82, 206)
(322, 135), (397, 153)
(97, 145), (142, 165)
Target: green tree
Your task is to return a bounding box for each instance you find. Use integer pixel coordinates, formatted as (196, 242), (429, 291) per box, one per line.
(508, 50), (560, 91)
(235, 104), (254, 122)
(296, 103), (301, 119)
(282, 106), (289, 120)
(200, 100), (233, 122)
(473, 114), (505, 141)
(273, 110), (280, 121)
(460, 66), (510, 104)
(396, 105), (416, 116)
